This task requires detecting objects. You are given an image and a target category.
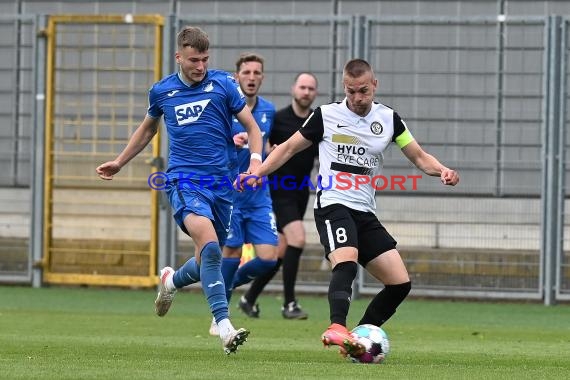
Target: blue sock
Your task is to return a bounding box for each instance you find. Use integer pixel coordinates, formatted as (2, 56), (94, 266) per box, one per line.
(200, 241), (229, 323)
(232, 257), (277, 289)
(221, 257), (241, 303)
(172, 257), (200, 288)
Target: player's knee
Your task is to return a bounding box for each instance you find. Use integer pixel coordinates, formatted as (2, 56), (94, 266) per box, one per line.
(387, 281), (411, 302)
(254, 244), (278, 260)
(201, 241), (222, 265)
(289, 236), (306, 248)
(283, 231), (305, 247)
(332, 260), (358, 278)
(222, 246), (242, 258)
(401, 280), (411, 295)
(283, 223), (305, 247)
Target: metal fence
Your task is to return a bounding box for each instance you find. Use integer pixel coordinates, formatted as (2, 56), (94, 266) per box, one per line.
(555, 17), (569, 301)
(0, 14), (38, 283)
(0, 13), (568, 304)
(358, 16), (549, 300)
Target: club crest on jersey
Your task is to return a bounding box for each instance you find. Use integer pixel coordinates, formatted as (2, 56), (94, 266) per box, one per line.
(175, 99), (211, 125)
(370, 121), (383, 135)
(203, 81), (214, 92)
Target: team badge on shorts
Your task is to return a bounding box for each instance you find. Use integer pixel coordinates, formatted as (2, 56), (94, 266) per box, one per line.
(370, 121), (383, 135)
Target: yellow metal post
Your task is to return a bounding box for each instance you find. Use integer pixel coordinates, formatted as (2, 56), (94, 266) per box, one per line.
(42, 14), (164, 287)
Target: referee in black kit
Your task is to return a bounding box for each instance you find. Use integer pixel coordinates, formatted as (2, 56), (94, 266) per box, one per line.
(238, 72), (319, 320)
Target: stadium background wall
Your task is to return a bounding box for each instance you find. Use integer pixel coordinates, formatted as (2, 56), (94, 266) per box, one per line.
(0, 0), (568, 304)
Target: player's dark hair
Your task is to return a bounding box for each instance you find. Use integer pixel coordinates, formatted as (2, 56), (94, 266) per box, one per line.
(235, 52), (265, 72)
(177, 26), (209, 52)
(343, 59), (372, 78)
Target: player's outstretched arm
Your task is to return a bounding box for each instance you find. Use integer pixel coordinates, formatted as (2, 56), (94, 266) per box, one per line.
(235, 131), (312, 190)
(96, 115), (160, 180)
(401, 140), (459, 186)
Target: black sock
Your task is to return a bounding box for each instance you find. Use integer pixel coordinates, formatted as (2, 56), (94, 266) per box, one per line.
(358, 281), (411, 327)
(282, 246), (303, 305)
(244, 258), (282, 304)
(328, 261), (358, 326)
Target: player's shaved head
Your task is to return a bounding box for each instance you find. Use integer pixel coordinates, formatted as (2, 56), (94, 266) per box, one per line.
(343, 59), (374, 79)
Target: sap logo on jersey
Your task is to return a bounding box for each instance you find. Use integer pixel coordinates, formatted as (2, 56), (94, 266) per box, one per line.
(175, 99), (211, 125)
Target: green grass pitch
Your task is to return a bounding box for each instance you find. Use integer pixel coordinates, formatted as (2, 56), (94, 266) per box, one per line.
(0, 286), (569, 379)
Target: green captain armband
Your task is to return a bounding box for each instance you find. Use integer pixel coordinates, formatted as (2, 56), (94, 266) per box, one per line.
(395, 128), (414, 149)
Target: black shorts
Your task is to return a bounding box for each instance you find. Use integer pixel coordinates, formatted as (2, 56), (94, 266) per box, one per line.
(270, 189), (310, 232)
(314, 204), (397, 267)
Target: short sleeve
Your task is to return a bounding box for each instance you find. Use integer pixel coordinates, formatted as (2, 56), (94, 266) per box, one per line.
(392, 111), (414, 149)
(225, 74), (247, 115)
(298, 107), (324, 144)
(147, 84), (163, 119)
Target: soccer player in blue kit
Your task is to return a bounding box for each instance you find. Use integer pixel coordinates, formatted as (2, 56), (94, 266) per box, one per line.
(208, 52), (278, 336)
(96, 26), (262, 355)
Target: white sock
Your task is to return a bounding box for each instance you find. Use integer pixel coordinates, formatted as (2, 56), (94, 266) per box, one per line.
(217, 318), (235, 339)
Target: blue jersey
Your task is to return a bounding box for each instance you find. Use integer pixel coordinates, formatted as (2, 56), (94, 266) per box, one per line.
(147, 70), (245, 182)
(232, 96), (275, 207)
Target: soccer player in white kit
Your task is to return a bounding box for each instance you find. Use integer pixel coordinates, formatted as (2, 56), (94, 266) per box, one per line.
(237, 58), (459, 357)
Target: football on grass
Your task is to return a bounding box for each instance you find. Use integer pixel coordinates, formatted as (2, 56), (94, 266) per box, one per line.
(348, 324), (390, 364)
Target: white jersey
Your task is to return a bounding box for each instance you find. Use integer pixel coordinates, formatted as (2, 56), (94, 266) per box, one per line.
(299, 98), (414, 213)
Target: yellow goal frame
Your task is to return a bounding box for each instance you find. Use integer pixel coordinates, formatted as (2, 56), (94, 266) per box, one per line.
(42, 14), (164, 287)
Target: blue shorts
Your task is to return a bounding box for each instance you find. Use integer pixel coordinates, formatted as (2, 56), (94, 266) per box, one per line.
(165, 178), (233, 245)
(225, 203), (279, 248)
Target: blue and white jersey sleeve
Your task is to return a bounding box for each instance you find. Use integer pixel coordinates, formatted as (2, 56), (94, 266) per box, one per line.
(232, 96), (275, 172)
(147, 83), (164, 119)
(232, 96), (276, 207)
(225, 74), (247, 115)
